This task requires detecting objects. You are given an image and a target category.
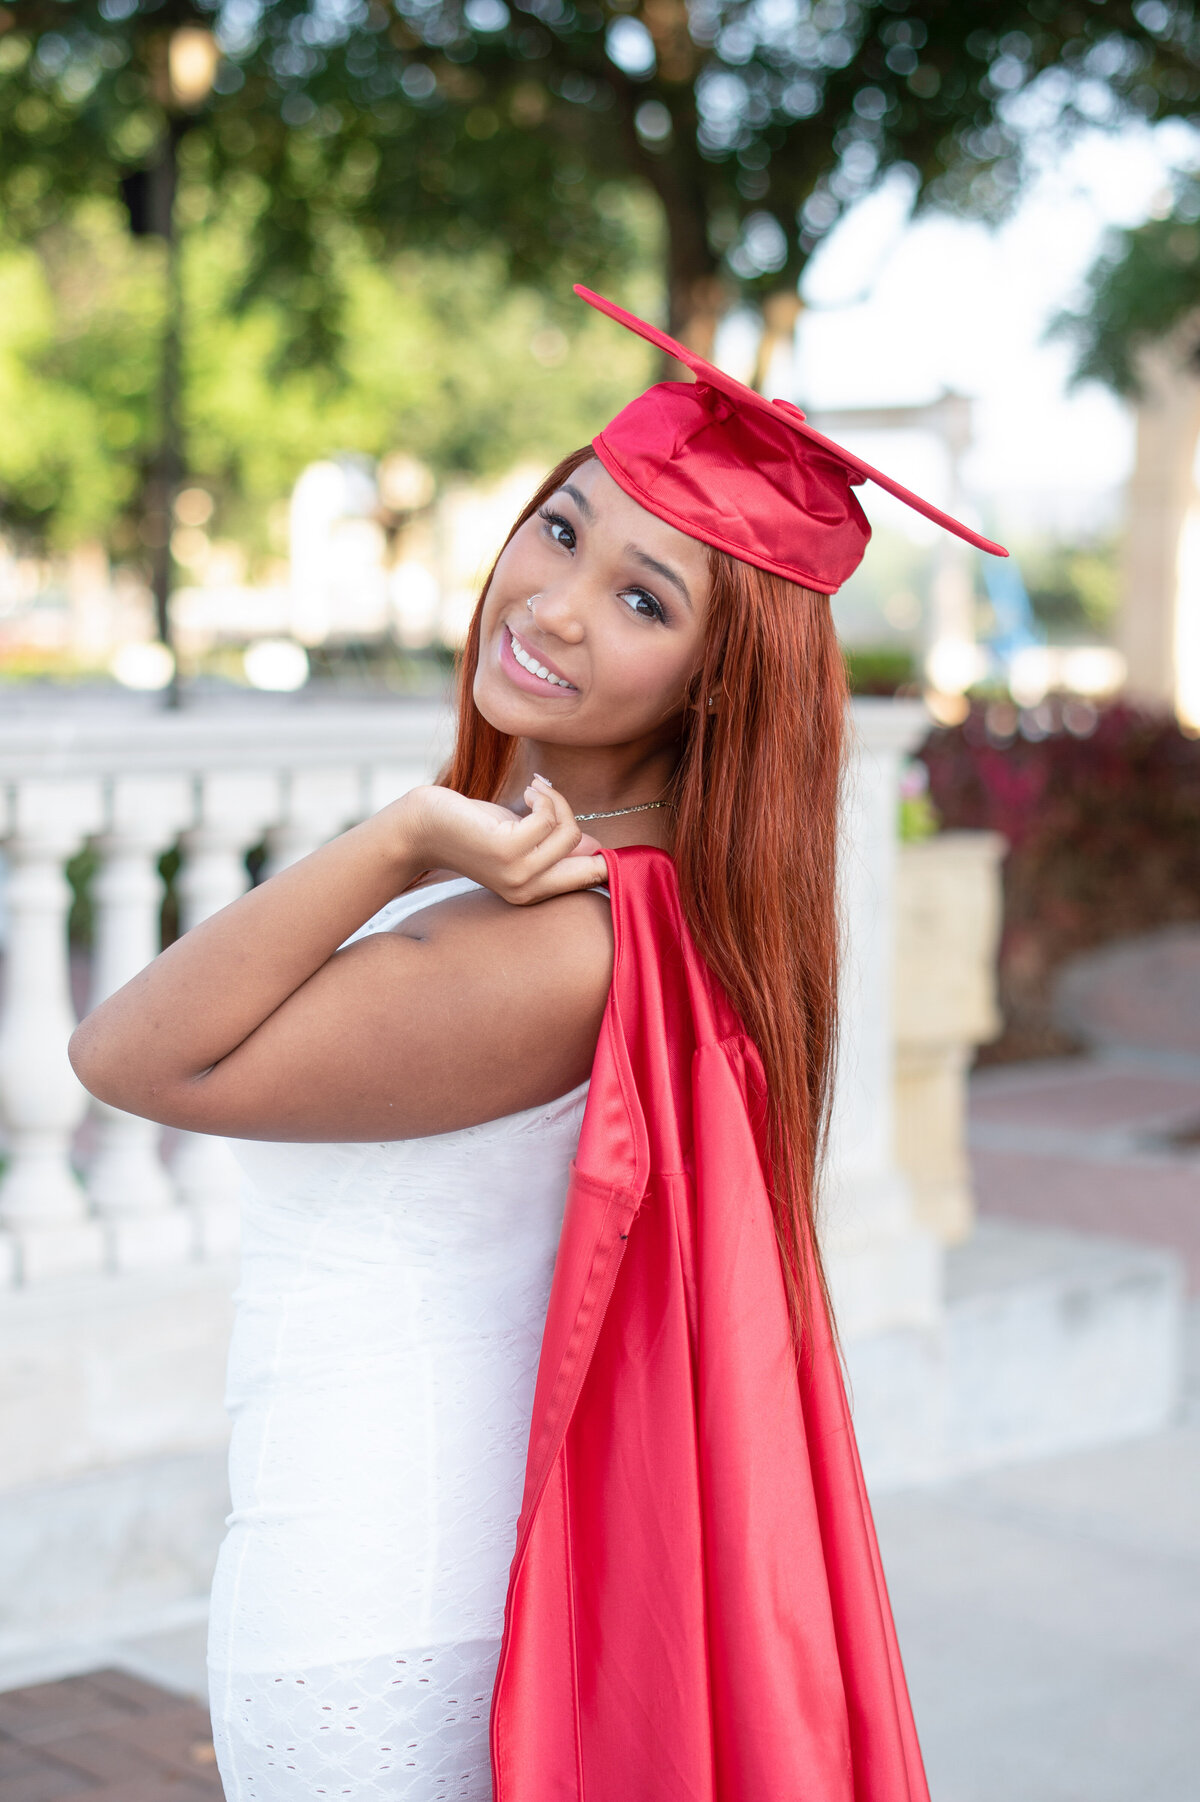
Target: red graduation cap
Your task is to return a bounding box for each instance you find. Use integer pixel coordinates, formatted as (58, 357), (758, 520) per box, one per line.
(577, 283), (1008, 595)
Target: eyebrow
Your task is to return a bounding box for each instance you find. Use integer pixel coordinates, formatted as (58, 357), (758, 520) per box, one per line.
(626, 546), (693, 611)
(557, 481), (693, 611)
(559, 482), (595, 522)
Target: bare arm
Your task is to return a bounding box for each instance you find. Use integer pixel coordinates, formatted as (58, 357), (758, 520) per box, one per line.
(68, 778), (614, 1140)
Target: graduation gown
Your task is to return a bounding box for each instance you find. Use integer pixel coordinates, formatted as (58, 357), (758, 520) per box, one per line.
(489, 843), (930, 1802)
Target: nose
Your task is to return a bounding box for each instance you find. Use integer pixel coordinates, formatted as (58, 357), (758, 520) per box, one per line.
(528, 583), (585, 642)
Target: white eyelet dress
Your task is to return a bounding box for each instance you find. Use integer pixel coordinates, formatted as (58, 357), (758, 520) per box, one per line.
(207, 875), (610, 1802)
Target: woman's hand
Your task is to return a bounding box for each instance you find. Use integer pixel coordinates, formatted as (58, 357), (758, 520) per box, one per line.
(399, 774), (608, 906)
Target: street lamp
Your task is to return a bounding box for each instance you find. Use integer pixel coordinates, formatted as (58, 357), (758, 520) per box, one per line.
(168, 27), (221, 110)
(122, 24), (218, 707)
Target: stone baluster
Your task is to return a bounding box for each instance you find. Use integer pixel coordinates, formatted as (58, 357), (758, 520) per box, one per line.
(85, 775), (194, 1268)
(171, 771), (281, 1256)
(821, 699), (941, 1341)
(261, 766), (359, 879)
(365, 761), (436, 819)
(0, 779), (105, 1283)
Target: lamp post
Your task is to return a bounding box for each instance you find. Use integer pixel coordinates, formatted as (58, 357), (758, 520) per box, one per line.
(123, 25), (219, 708)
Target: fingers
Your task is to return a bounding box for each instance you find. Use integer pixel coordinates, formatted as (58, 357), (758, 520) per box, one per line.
(518, 776), (560, 837)
(536, 852), (610, 899)
(518, 777), (581, 857)
(510, 777), (599, 898)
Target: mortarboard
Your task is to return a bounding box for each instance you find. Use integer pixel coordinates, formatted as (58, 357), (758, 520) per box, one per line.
(576, 283), (1008, 595)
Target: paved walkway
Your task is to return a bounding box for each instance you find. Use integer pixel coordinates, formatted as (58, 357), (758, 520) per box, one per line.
(970, 1050), (1200, 1291)
(876, 1394), (1200, 1802)
(916, 947), (1200, 1800)
(0, 1667), (221, 1801)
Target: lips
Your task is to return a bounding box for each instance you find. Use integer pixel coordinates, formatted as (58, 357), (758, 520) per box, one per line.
(503, 621), (579, 691)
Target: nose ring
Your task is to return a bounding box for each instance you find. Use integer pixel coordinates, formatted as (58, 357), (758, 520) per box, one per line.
(526, 593), (540, 612)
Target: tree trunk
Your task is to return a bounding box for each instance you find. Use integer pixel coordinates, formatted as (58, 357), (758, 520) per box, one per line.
(666, 268), (725, 363)
(751, 290), (802, 393)
(1119, 318), (1200, 715)
(652, 158), (724, 367)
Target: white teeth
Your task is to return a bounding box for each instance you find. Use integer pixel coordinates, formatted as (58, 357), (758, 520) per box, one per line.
(508, 624), (574, 689)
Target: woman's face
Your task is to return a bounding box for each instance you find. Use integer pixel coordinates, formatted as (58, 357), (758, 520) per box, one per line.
(473, 457), (712, 748)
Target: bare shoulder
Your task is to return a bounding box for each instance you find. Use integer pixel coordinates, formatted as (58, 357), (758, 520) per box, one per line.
(390, 878), (614, 1047)
(393, 875), (612, 960)
(324, 881), (616, 1134)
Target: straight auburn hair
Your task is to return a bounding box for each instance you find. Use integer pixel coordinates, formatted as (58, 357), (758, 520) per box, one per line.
(403, 447), (848, 1350)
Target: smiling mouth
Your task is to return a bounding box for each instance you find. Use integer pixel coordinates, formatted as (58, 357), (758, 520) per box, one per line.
(505, 622), (578, 690)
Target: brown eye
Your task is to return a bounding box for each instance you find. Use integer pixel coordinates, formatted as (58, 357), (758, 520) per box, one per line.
(621, 588), (666, 624)
(538, 508), (576, 551)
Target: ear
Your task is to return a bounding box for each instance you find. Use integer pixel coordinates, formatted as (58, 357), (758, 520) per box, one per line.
(687, 673), (722, 715)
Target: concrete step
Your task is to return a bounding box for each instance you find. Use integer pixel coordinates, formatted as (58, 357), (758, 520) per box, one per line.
(850, 1219), (1186, 1492)
(1, 1222), (1185, 1657)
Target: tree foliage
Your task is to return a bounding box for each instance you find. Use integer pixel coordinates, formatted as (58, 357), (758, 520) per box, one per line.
(1053, 173), (1200, 396)
(6, 0), (1200, 553)
(4, 0), (1200, 352)
(0, 189), (657, 549)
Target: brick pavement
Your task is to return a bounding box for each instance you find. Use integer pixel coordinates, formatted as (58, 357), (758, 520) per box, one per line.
(0, 1669), (222, 1802)
(969, 1053), (1200, 1291)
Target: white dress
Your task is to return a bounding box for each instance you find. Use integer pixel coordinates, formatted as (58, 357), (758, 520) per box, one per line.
(207, 875), (609, 1802)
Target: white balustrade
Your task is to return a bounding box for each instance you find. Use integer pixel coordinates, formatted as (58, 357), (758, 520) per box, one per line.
(86, 776), (194, 1268)
(171, 771), (290, 1256)
(0, 694), (919, 1318)
(365, 760), (440, 816)
(0, 697), (449, 1287)
(262, 766), (360, 878)
(0, 780), (105, 1281)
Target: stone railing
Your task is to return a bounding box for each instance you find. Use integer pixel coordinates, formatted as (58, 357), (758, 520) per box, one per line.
(0, 696), (453, 1287)
(0, 695), (932, 1331)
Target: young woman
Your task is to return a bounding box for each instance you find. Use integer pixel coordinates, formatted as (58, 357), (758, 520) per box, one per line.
(70, 287), (1004, 1802)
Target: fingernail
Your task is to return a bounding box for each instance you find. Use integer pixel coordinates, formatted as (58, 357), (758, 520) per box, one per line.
(533, 773), (552, 787)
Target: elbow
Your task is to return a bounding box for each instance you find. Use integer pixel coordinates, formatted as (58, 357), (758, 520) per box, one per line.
(68, 1013), (143, 1113)
(68, 1017), (119, 1106)
(69, 1017), (206, 1127)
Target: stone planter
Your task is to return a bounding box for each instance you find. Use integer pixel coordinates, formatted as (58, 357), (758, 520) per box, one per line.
(893, 830), (1006, 1244)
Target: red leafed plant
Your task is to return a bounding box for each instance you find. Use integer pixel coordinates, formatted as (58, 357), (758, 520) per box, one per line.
(917, 700), (1200, 1062)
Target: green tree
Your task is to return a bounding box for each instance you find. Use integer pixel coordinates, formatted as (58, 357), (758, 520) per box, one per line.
(0, 191), (657, 552)
(0, 203), (162, 544)
(5, 0), (1200, 677)
(6, 2), (1200, 356)
(1052, 172), (1200, 395)
(1051, 172), (1200, 711)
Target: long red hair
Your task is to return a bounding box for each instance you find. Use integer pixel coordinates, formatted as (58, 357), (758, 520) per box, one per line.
(407, 448), (848, 1345)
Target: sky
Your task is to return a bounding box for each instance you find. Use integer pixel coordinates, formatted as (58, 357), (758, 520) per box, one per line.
(715, 116), (1200, 550)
